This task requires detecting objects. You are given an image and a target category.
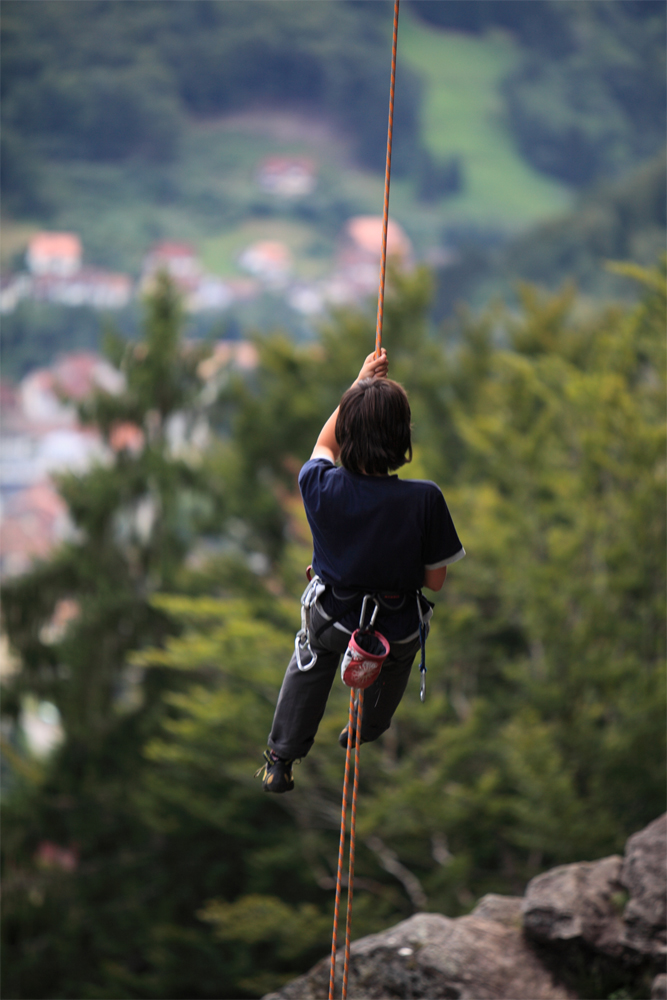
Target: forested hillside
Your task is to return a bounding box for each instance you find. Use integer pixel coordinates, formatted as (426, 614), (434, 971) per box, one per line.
(2, 0), (664, 383)
(413, 0), (666, 185)
(3, 0), (663, 216)
(433, 152), (667, 316)
(2, 0), (422, 214)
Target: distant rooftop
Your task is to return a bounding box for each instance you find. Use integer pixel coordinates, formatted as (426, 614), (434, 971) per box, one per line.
(147, 241), (198, 260)
(27, 232), (82, 276)
(345, 216), (411, 259)
(257, 156), (317, 197)
(238, 240), (292, 279)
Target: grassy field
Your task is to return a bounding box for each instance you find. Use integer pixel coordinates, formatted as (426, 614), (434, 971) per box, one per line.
(398, 15), (572, 229)
(200, 218), (330, 280)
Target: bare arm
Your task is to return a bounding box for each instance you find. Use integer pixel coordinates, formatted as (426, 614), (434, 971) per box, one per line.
(311, 349), (389, 462)
(423, 565), (447, 591)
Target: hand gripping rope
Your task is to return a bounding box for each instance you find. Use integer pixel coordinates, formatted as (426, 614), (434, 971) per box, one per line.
(329, 9), (400, 995)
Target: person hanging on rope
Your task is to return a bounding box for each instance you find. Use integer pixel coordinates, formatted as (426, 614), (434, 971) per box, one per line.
(257, 348), (465, 792)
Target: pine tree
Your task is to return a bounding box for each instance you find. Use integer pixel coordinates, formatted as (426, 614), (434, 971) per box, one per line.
(2, 274), (214, 742)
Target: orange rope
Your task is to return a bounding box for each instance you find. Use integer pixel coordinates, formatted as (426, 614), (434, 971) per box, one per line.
(328, 688), (355, 1000)
(328, 689), (364, 1000)
(375, 0), (400, 360)
(342, 690), (364, 997)
(330, 7), (400, 996)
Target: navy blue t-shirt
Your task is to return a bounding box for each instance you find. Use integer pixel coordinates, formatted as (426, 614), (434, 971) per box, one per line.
(298, 457), (465, 639)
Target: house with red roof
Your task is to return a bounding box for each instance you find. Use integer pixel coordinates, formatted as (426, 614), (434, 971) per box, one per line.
(238, 241), (292, 283)
(27, 233), (82, 277)
(322, 216), (413, 304)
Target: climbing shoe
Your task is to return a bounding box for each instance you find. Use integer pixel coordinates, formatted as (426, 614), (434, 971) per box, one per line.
(255, 749), (296, 793)
(338, 726), (368, 751)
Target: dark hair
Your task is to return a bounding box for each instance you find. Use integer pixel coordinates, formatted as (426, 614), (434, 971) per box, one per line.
(335, 377), (412, 475)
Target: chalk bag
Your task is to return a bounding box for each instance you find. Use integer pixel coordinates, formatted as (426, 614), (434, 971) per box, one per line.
(341, 595), (390, 690)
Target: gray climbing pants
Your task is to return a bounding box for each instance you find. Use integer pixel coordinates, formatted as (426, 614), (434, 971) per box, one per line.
(268, 603), (425, 760)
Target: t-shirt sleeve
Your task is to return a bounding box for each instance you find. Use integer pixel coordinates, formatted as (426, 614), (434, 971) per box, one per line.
(423, 486), (465, 569)
(298, 456), (336, 512)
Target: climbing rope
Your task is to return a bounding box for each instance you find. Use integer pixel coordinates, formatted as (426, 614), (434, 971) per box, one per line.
(329, 7), (400, 997)
(328, 688), (364, 1000)
(375, 0), (400, 360)
(342, 689), (363, 997)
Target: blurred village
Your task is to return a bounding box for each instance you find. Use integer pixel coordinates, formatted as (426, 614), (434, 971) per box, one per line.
(0, 155), (413, 585)
(1, 157), (413, 319)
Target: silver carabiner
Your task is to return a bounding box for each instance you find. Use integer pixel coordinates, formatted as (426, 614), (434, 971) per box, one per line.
(359, 594), (379, 630)
(294, 575), (324, 671)
(295, 630), (317, 671)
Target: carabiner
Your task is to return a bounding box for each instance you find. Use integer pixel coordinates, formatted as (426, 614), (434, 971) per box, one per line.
(359, 594), (379, 631)
(295, 630), (317, 671)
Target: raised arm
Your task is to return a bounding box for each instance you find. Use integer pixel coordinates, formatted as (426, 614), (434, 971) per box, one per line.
(311, 349), (389, 462)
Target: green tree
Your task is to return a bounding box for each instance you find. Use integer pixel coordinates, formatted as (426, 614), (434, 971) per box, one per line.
(0, 277), (235, 1000)
(359, 262), (666, 909)
(2, 275), (214, 741)
(502, 1), (665, 186)
(2, 265), (664, 1000)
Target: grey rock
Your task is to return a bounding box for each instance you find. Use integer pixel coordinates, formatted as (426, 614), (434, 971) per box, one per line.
(265, 816), (666, 1000)
(522, 854), (627, 958)
(471, 893), (523, 927)
(620, 814), (667, 960)
(651, 973), (667, 999)
(264, 911), (574, 1000)
(523, 813), (667, 967)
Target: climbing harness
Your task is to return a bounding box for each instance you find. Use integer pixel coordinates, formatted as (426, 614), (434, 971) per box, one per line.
(329, 5), (400, 996)
(340, 596), (390, 689)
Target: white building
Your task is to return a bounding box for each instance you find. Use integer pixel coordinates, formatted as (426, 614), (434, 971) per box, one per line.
(239, 241), (292, 284)
(26, 232), (82, 277)
(257, 157), (317, 198)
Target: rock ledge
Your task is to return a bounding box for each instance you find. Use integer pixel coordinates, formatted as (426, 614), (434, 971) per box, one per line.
(265, 814), (666, 1000)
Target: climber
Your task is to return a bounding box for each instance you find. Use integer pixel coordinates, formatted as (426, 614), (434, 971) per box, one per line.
(257, 348), (465, 792)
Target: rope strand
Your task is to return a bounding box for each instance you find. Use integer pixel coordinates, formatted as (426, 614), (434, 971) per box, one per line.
(342, 690), (364, 998)
(375, 0), (400, 359)
(328, 688), (356, 1000)
(330, 6), (399, 996)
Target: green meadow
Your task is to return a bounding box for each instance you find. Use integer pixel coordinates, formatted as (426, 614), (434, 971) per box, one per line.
(398, 15), (572, 228)
(200, 218), (331, 281)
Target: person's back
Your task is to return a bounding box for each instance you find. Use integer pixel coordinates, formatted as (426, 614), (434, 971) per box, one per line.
(300, 458), (461, 638)
(257, 350), (464, 793)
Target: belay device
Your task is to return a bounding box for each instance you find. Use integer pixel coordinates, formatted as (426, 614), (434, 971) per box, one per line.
(340, 595), (390, 690)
